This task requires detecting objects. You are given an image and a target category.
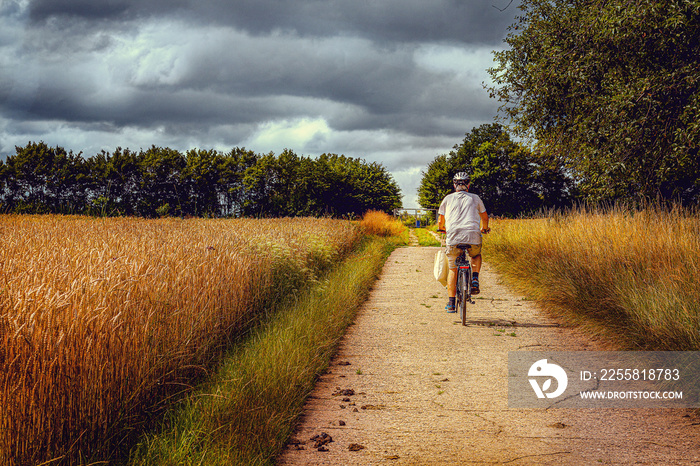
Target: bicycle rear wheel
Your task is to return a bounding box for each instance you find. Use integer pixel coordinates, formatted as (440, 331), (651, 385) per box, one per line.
(459, 268), (469, 326)
(455, 271), (462, 317)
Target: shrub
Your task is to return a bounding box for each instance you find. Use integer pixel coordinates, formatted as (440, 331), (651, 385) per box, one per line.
(359, 210), (407, 237)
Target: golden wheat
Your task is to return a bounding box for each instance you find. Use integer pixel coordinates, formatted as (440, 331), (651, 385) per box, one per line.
(0, 215), (360, 465)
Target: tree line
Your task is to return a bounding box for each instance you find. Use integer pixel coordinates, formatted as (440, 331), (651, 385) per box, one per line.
(0, 142), (402, 218)
(418, 123), (572, 216)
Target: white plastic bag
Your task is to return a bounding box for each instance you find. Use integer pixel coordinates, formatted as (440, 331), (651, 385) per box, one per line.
(433, 249), (448, 287)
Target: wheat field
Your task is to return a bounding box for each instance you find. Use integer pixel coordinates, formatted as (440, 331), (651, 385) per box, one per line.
(0, 215), (360, 465)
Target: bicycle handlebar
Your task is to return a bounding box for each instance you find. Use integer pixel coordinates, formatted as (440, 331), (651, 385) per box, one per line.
(437, 228), (490, 234)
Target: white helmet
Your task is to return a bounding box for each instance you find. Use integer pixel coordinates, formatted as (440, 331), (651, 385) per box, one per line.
(453, 172), (469, 184)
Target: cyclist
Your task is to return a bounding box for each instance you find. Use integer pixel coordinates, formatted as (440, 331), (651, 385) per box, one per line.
(436, 172), (490, 313)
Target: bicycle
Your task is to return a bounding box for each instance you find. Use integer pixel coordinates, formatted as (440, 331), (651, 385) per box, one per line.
(454, 244), (474, 326)
(438, 234), (475, 326)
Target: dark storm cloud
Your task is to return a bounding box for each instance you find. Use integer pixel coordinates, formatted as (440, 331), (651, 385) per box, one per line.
(192, 0), (516, 44)
(27, 0), (517, 45)
(167, 34), (432, 124)
(27, 0), (188, 22)
(28, 0), (130, 21)
(2, 77), (333, 131)
(3, 21), (489, 136)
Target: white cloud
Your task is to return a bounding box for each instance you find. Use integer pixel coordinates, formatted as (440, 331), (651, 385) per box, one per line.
(243, 117), (331, 154)
(413, 44), (502, 87)
(391, 166), (424, 208)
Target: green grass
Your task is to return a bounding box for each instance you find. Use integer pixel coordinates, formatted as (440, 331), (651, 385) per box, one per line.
(125, 236), (399, 465)
(486, 206), (700, 350)
(398, 215), (435, 229)
(413, 228), (441, 247)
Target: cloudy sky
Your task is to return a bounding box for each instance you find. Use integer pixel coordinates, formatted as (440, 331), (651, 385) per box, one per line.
(0, 0), (518, 207)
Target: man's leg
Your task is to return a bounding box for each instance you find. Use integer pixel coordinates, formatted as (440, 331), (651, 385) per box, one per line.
(445, 267), (458, 312)
(468, 244), (483, 295)
(445, 246), (460, 312)
(471, 254), (482, 273)
(471, 254), (481, 294)
(447, 267), (458, 297)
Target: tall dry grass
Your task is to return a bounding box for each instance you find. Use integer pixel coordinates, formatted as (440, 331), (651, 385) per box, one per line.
(0, 215), (360, 465)
(359, 210), (408, 238)
(487, 205), (700, 350)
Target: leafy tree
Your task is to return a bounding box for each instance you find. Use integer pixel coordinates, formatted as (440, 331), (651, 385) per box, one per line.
(488, 0), (700, 204)
(3, 142), (87, 213)
(310, 153), (344, 215)
(352, 160), (403, 215)
(136, 146), (187, 217)
(85, 148), (141, 216)
(182, 149), (223, 217)
(417, 154), (453, 211)
(419, 124), (570, 216)
(219, 147), (259, 217)
(0, 159), (7, 212)
(318, 154), (402, 216)
(241, 151), (278, 217)
(241, 150), (402, 217)
(271, 149), (314, 216)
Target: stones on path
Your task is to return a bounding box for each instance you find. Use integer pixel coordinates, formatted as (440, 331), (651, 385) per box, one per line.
(295, 429), (369, 454)
(291, 378), (380, 455)
(360, 404), (385, 410)
(331, 388), (355, 396)
(310, 432), (333, 450)
(286, 439), (306, 451)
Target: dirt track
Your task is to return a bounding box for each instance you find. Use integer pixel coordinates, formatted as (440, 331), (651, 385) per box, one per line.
(277, 241), (700, 465)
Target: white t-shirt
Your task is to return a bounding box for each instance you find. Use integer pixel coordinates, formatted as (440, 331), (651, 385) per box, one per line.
(438, 191), (486, 246)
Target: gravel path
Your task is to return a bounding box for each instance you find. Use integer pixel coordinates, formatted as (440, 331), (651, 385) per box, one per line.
(277, 242), (700, 465)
